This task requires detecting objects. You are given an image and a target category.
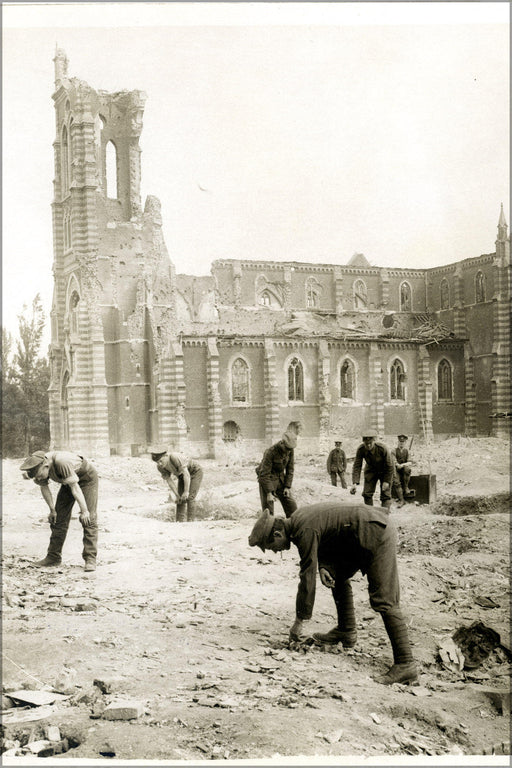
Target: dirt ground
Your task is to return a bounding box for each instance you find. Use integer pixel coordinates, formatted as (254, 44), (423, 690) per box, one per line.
(1, 436), (511, 766)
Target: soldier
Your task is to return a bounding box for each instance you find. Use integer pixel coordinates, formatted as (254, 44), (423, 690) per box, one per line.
(149, 447), (203, 522)
(350, 430), (394, 509)
(256, 431), (298, 518)
(248, 504), (418, 685)
(20, 450), (99, 572)
(326, 439), (347, 488)
(392, 434), (412, 501)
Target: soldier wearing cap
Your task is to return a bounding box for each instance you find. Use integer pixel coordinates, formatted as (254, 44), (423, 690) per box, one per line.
(255, 431), (298, 518)
(149, 446), (203, 522)
(326, 439), (347, 488)
(20, 450), (99, 571)
(391, 435), (412, 506)
(350, 430), (394, 509)
(248, 503), (418, 685)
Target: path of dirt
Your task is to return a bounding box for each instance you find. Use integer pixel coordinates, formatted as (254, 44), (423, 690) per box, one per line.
(1, 437), (510, 764)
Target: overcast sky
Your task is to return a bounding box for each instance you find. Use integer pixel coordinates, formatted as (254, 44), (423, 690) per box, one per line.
(2, 2), (509, 346)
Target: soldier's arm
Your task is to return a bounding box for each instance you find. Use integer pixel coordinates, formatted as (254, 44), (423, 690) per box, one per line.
(352, 446), (363, 484)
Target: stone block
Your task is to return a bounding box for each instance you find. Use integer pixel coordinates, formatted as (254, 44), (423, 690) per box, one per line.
(93, 676), (125, 694)
(102, 699), (144, 720)
(44, 725), (61, 741)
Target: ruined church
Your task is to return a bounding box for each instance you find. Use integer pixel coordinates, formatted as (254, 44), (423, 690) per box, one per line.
(48, 50), (511, 457)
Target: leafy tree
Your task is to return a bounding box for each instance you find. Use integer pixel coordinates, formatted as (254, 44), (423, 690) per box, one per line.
(1, 295), (50, 457)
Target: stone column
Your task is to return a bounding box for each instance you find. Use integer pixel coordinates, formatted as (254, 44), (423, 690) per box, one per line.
(232, 262), (242, 308)
(417, 345), (434, 441)
(171, 340), (188, 449)
(452, 265), (466, 338)
(283, 268), (292, 311)
(207, 338), (223, 457)
(156, 351), (175, 447)
(369, 343), (385, 436)
(490, 253), (511, 437)
(317, 340), (331, 452)
(380, 269), (390, 309)
(264, 339), (280, 443)
(333, 266), (344, 315)
(463, 343), (477, 436)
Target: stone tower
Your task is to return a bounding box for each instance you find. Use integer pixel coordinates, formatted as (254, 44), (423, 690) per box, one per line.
(48, 50), (176, 455)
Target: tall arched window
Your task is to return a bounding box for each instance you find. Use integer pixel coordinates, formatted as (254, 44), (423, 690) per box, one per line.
(105, 140), (118, 198)
(475, 271), (486, 303)
(438, 359), (453, 401)
(69, 290), (80, 335)
(390, 358), (406, 400)
(340, 358), (355, 399)
(353, 279), (368, 309)
(399, 281), (412, 311)
(440, 279), (450, 309)
(61, 125), (69, 197)
(305, 277), (321, 308)
(231, 357), (249, 403)
(288, 357), (304, 401)
(259, 290), (272, 306)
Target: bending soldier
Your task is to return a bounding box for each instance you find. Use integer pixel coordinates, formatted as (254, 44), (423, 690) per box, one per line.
(256, 431), (298, 518)
(150, 447), (203, 522)
(350, 430), (394, 510)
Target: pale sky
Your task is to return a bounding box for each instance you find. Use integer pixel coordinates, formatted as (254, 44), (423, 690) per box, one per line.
(2, 2), (509, 347)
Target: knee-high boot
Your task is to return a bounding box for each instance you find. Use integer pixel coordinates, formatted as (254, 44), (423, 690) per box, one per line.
(375, 610), (418, 684)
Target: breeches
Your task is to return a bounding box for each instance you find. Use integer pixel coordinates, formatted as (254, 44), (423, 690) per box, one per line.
(363, 471), (392, 506)
(259, 482), (297, 518)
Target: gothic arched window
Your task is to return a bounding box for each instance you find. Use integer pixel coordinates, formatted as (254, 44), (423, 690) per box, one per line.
(288, 357), (304, 402)
(390, 358), (406, 401)
(353, 279), (368, 309)
(105, 140), (118, 199)
(475, 271), (486, 303)
(61, 125), (69, 197)
(305, 277), (321, 308)
(259, 290), (272, 306)
(231, 357), (249, 403)
(340, 359), (355, 399)
(438, 359), (453, 401)
(399, 281), (412, 311)
(69, 290), (80, 335)
(440, 279), (450, 309)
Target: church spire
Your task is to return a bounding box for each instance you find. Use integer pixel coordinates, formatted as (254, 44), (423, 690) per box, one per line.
(497, 202), (508, 241)
(53, 45), (69, 87)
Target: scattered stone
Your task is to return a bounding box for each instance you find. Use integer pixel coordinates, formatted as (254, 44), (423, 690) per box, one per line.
(38, 739), (69, 757)
(27, 739), (53, 754)
(323, 729), (343, 744)
(93, 676), (124, 694)
(482, 689), (511, 715)
(99, 741), (116, 757)
(370, 712), (381, 724)
(102, 699), (144, 720)
(2, 694), (15, 708)
(44, 724), (61, 741)
(8, 689), (61, 706)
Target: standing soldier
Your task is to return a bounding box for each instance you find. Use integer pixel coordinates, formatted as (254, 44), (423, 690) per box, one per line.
(149, 447), (203, 522)
(20, 450), (99, 572)
(326, 439), (347, 488)
(256, 431), (298, 518)
(392, 435), (413, 501)
(350, 430), (394, 510)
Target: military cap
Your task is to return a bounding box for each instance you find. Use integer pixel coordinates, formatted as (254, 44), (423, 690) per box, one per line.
(281, 430), (297, 449)
(334, 439), (342, 444)
(20, 451), (47, 476)
(248, 509), (276, 552)
(397, 434), (408, 440)
(361, 428), (377, 438)
(148, 445), (167, 458)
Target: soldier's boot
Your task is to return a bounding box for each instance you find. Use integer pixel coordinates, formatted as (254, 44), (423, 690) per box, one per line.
(381, 499), (392, 511)
(376, 611), (418, 685)
(395, 486), (405, 508)
(34, 556), (62, 567)
(187, 500), (196, 522)
(314, 580), (357, 647)
(176, 503), (187, 522)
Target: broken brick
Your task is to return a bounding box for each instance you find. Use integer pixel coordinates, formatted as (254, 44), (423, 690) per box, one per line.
(102, 700), (144, 720)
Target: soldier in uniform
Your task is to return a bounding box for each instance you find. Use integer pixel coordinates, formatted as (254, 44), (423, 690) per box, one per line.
(248, 503), (418, 685)
(20, 450), (99, 571)
(256, 431), (298, 518)
(392, 434), (412, 502)
(149, 447), (203, 522)
(350, 430), (394, 509)
(326, 439), (347, 488)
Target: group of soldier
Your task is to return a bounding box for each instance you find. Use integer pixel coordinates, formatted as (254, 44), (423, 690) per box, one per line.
(19, 427), (418, 687)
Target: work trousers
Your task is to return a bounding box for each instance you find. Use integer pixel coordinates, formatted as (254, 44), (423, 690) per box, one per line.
(330, 470), (347, 488)
(176, 467), (203, 522)
(396, 465), (412, 492)
(363, 470), (392, 508)
(259, 482), (297, 518)
(331, 519), (413, 664)
(46, 466), (98, 563)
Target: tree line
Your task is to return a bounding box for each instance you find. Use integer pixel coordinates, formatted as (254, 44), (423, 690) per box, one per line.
(2, 295), (50, 458)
